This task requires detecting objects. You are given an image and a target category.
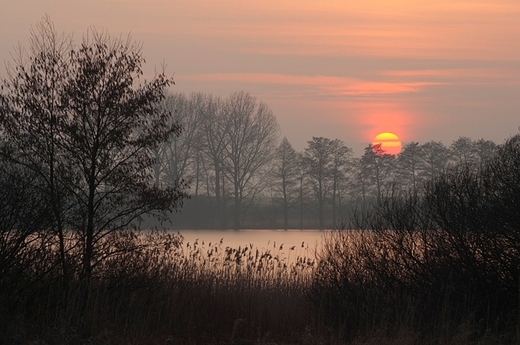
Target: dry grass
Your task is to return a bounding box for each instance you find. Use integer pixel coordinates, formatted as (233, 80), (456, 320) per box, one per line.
(1, 229), (519, 344)
(1, 230), (319, 344)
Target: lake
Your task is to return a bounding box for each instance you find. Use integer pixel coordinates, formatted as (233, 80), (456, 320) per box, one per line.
(176, 229), (327, 258)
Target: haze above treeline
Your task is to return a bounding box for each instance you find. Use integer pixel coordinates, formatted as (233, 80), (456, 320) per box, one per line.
(155, 91), (502, 230)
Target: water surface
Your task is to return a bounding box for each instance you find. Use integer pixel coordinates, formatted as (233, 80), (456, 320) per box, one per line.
(176, 229), (326, 257)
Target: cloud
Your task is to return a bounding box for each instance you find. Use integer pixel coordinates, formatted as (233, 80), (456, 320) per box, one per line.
(379, 68), (520, 86)
(182, 73), (441, 97)
(163, 0), (520, 60)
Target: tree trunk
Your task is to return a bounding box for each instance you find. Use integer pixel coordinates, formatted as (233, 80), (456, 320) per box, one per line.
(318, 180), (324, 230)
(83, 156), (96, 286)
(299, 178), (303, 229)
(214, 161), (224, 229)
(283, 180), (288, 230)
(332, 178), (337, 228)
(233, 180), (240, 230)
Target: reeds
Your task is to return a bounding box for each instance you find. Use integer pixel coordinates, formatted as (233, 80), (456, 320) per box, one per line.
(2, 227), (518, 344)
(1, 230), (319, 344)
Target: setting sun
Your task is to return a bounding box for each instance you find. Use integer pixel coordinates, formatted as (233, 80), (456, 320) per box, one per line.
(372, 132), (402, 155)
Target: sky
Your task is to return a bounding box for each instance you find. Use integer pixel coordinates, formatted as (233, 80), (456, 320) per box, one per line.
(1, 0), (520, 156)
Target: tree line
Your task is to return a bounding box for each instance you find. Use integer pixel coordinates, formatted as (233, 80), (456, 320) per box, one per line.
(0, 15), (500, 244)
(152, 91), (498, 229)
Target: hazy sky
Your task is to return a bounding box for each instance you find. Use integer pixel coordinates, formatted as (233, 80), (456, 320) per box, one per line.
(2, 0), (519, 155)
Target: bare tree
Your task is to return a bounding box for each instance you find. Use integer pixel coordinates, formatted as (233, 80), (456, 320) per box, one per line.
(197, 94), (229, 227)
(450, 136), (476, 166)
(62, 30), (187, 282)
(296, 152), (311, 229)
(1, 18), (188, 286)
(396, 141), (423, 194)
(473, 138), (497, 166)
(303, 137), (333, 230)
(329, 139), (352, 227)
(0, 16), (73, 287)
(272, 137), (300, 229)
(221, 91), (280, 229)
(158, 93), (203, 189)
(420, 141), (449, 183)
(359, 144), (395, 204)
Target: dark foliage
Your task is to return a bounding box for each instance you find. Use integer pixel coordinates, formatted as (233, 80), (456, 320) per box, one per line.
(311, 134), (520, 344)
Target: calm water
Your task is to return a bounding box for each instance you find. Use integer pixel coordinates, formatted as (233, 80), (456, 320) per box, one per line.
(176, 229), (326, 256)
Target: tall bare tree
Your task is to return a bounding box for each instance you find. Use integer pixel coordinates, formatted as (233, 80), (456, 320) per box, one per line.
(303, 137), (333, 230)
(397, 142), (423, 194)
(473, 138), (497, 166)
(329, 139), (352, 227)
(272, 137), (300, 229)
(450, 136), (476, 166)
(296, 152), (311, 229)
(62, 30), (187, 281)
(360, 144), (395, 204)
(158, 93), (202, 188)
(197, 94), (229, 227)
(1, 18), (187, 285)
(420, 141), (450, 183)
(0, 16), (73, 287)
(221, 91), (280, 229)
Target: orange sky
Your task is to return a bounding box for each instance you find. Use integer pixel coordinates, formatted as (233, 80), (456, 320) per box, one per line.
(1, 0), (519, 155)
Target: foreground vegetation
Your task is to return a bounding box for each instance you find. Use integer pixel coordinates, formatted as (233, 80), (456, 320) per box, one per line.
(0, 230), (316, 344)
(2, 225), (519, 345)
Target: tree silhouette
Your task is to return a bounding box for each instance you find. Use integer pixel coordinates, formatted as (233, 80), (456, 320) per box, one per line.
(273, 137), (300, 229)
(0, 17), (74, 287)
(329, 139), (352, 227)
(197, 94), (229, 227)
(360, 143), (395, 204)
(221, 91), (280, 229)
(420, 141), (450, 184)
(303, 137), (333, 230)
(396, 141), (423, 194)
(1, 17), (187, 285)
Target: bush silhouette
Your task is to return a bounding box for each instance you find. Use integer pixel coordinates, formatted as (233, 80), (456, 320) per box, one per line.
(311, 134), (520, 343)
